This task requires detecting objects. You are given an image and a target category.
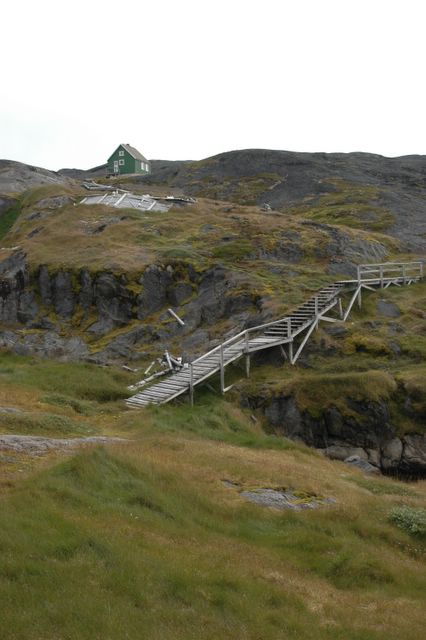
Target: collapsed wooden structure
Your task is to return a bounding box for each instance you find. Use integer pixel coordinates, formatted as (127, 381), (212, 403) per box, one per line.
(126, 261), (423, 408)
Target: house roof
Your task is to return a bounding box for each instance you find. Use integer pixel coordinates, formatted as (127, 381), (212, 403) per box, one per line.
(108, 144), (150, 164)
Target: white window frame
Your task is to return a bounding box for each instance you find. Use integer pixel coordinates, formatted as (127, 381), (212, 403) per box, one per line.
(118, 159), (124, 166)
(119, 150), (124, 156)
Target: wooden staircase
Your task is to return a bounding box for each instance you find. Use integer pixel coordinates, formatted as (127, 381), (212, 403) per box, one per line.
(126, 261), (423, 409)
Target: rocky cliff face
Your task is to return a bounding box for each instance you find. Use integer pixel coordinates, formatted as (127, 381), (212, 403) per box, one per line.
(0, 251), (261, 362)
(243, 392), (426, 478)
(0, 160), (71, 194)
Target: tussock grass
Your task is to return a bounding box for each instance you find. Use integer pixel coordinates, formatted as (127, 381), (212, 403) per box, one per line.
(0, 346), (425, 638)
(0, 411), (96, 437)
(243, 367), (396, 414)
(134, 394), (307, 451)
(0, 352), (129, 404)
(0, 437), (425, 639)
(0, 180), (425, 637)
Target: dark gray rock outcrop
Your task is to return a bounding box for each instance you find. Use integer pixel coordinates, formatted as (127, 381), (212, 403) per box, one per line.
(0, 251), (39, 324)
(243, 392), (426, 478)
(145, 149), (426, 252)
(0, 330), (88, 361)
(0, 250), (261, 362)
(0, 159), (72, 194)
(0, 434), (126, 455)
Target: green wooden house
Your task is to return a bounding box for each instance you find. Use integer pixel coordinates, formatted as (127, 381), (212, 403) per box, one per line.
(107, 144), (151, 175)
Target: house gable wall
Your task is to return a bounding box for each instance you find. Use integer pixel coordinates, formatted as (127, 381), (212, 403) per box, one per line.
(108, 145), (151, 175)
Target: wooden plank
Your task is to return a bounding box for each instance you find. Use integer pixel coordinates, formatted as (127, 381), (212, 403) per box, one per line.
(126, 260), (422, 408)
(140, 390), (170, 399)
(158, 380), (185, 389)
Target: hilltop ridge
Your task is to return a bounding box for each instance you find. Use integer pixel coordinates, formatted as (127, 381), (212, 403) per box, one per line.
(0, 148), (425, 477)
(56, 148), (426, 251)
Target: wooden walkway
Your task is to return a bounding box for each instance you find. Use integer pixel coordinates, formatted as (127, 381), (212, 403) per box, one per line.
(126, 261), (423, 409)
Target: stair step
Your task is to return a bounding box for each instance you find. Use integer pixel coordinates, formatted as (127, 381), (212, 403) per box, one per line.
(264, 328), (288, 334)
(127, 271), (421, 408)
(156, 383), (188, 391)
(140, 390), (170, 399)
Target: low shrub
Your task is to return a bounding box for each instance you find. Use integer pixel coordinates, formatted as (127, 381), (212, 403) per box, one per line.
(389, 506), (426, 538)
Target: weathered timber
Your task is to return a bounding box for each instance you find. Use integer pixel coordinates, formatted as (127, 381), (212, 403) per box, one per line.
(126, 261), (423, 408)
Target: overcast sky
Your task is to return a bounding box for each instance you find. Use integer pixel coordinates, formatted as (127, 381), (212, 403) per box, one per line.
(1, 0), (425, 170)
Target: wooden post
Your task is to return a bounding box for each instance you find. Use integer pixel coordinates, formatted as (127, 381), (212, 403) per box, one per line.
(357, 286), (362, 309)
(220, 344), (225, 394)
(314, 296), (319, 330)
(357, 265), (361, 285)
(289, 340), (293, 364)
(338, 297), (343, 319)
(244, 329), (250, 377)
(168, 308), (185, 326)
(402, 264), (406, 285)
(379, 265), (384, 288)
(287, 318), (292, 338)
(189, 362), (194, 407)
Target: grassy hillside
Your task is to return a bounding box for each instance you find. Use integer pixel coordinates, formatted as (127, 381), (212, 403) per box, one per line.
(0, 153), (425, 638)
(1, 386), (426, 639)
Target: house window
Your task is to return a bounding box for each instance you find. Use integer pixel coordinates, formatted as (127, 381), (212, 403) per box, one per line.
(141, 162), (144, 170)
(119, 159), (124, 166)
(119, 150), (124, 156)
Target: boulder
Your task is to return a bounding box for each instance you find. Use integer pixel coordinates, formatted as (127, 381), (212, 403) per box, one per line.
(344, 455), (380, 474)
(381, 438), (403, 472)
(401, 435), (426, 476)
(323, 445), (368, 461)
(377, 300), (401, 318)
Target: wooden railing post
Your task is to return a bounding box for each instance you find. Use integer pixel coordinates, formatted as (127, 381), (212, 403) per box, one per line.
(245, 330), (250, 378)
(379, 265), (384, 288)
(220, 344), (225, 394)
(402, 264), (407, 285)
(189, 362), (194, 407)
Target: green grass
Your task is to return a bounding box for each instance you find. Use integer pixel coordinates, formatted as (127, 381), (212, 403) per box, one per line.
(0, 199), (22, 240)
(389, 506), (426, 538)
(347, 476), (419, 497)
(0, 345), (425, 638)
(0, 411), (96, 437)
(0, 177), (425, 637)
(289, 179), (395, 232)
(135, 393), (311, 452)
(0, 352), (130, 404)
(0, 443), (425, 639)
